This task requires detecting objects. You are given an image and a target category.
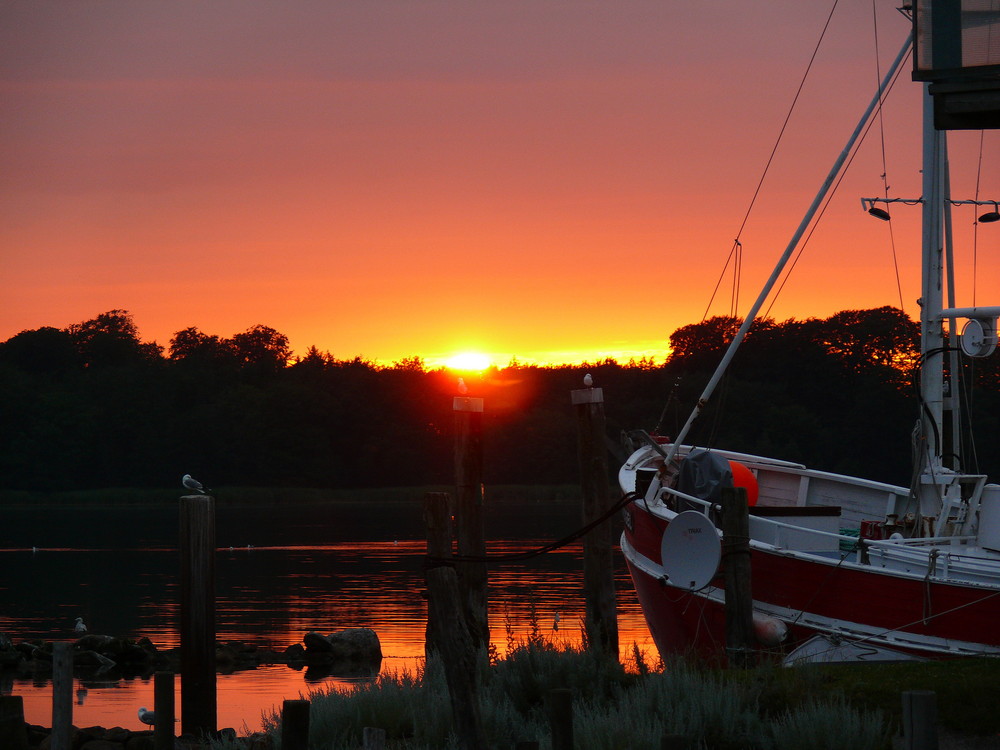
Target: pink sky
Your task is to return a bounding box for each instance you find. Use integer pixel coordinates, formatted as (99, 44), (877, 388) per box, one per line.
(2, 1), (998, 366)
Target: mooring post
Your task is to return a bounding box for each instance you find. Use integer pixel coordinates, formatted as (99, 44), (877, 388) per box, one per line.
(454, 392), (489, 650)
(902, 690), (938, 750)
(720, 486), (755, 667)
(50, 641), (73, 750)
(572, 378), (619, 659)
(281, 699), (310, 750)
(153, 671), (175, 750)
(0, 695), (29, 750)
(424, 491), (487, 749)
(546, 688), (574, 750)
(423, 491), (453, 661)
(180, 494), (217, 737)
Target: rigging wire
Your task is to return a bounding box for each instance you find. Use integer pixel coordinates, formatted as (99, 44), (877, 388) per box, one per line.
(872, 0), (906, 310)
(701, 0), (842, 323)
(762, 44), (912, 319)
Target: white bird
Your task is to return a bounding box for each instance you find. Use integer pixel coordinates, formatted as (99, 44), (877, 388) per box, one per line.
(74, 617), (87, 634)
(182, 474), (208, 494)
(457, 377), (468, 395)
(137, 707), (155, 725)
(553, 612), (561, 631)
(583, 373), (593, 387)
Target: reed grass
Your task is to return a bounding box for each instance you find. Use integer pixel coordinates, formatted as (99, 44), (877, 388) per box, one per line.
(249, 635), (898, 750)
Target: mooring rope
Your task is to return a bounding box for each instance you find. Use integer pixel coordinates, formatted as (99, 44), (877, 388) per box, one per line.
(424, 491), (643, 568)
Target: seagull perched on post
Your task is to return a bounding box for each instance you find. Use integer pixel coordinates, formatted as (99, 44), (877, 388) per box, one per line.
(182, 474), (208, 494)
(583, 373), (593, 387)
(74, 617), (87, 634)
(137, 707), (155, 725)
(457, 377), (468, 395)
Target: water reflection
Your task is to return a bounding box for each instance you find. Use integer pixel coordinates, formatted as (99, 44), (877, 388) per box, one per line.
(0, 501), (653, 733)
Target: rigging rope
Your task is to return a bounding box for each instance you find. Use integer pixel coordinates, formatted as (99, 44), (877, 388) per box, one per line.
(424, 491), (641, 567)
(701, 0), (841, 323)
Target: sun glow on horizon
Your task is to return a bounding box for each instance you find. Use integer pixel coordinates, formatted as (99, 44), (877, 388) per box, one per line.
(444, 351), (492, 372)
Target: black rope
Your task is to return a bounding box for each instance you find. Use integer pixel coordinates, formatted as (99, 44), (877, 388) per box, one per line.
(425, 491), (643, 567)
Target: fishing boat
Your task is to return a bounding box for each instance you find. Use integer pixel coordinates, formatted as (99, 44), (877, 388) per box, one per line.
(619, 7), (1000, 664)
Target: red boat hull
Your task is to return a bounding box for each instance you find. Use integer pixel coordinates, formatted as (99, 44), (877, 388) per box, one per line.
(623, 500), (1000, 661)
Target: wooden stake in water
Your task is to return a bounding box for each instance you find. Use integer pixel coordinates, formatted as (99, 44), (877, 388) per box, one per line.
(423, 491), (487, 748)
(572, 380), (619, 659)
(453, 394), (488, 650)
(153, 671), (175, 750)
(50, 642), (73, 750)
(281, 699), (310, 750)
(180, 494), (217, 737)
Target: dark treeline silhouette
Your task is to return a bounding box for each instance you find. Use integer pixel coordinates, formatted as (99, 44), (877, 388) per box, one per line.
(1, 307), (997, 493)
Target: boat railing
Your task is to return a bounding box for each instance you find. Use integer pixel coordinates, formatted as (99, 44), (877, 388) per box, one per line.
(656, 485), (860, 556)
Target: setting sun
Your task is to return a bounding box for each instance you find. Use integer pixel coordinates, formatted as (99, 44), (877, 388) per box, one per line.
(445, 352), (492, 372)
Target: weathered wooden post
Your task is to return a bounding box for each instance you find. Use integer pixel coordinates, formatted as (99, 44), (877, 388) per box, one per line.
(572, 376), (619, 659)
(281, 699), (310, 750)
(720, 486), (755, 667)
(902, 690), (938, 750)
(153, 671), (175, 750)
(423, 491), (452, 662)
(423, 492), (487, 749)
(454, 391), (489, 650)
(50, 641), (73, 750)
(546, 688), (574, 750)
(180, 494), (216, 737)
(0, 695), (29, 750)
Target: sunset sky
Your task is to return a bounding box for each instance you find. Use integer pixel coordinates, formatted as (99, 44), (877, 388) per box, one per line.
(2, 1), (998, 367)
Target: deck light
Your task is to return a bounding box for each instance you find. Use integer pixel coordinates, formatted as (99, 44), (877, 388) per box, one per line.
(978, 202), (1000, 223)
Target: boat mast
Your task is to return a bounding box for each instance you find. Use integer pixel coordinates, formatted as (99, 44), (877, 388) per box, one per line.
(660, 32), (915, 468)
(919, 84), (947, 465)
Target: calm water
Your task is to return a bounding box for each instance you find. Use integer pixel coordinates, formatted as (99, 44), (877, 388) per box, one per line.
(0, 499), (653, 733)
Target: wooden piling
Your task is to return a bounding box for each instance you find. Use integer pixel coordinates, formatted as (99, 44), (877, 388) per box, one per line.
(424, 492), (487, 749)
(180, 494), (217, 737)
(720, 486), (755, 667)
(153, 671), (175, 750)
(423, 491), (452, 662)
(50, 642), (73, 750)
(546, 688), (574, 750)
(902, 690), (938, 750)
(454, 395), (489, 650)
(281, 699), (310, 750)
(572, 382), (619, 659)
(0, 695), (29, 750)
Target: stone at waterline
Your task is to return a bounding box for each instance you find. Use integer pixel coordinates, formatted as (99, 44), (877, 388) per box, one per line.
(303, 628), (382, 662)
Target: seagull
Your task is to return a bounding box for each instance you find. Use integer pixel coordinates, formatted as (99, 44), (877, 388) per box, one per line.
(583, 373), (593, 387)
(138, 707), (155, 726)
(74, 617), (87, 634)
(553, 612), (561, 631)
(457, 377), (468, 395)
(182, 474), (208, 494)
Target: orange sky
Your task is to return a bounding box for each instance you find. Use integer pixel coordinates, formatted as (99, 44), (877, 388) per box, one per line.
(2, 2), (998, 367)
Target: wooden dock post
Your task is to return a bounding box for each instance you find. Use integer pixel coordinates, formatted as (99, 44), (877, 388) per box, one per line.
(720, 486), (755, 667)
(0, 695), (29, 750)
(153, 671), (175, 750)
(572, 379), (619, 659)
(281, 699), (310, 750)
(50, 641), (73, 750)
(423, 491), (452, 662)
(546, 688), (574, 750)
(454, 393), (489, 650)
(180, 494), (217, 738)
(423, 492), (487, 749)
(902, 691), (938, 750)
